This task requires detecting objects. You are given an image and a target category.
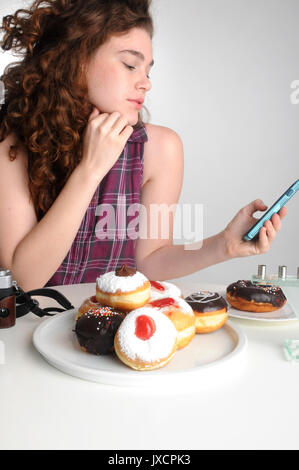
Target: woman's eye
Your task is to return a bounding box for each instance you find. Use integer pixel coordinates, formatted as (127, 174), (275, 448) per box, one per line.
(124, 63), (151, 80)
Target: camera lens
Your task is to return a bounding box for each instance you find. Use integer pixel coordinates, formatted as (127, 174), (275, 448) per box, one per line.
(0, 268), (14, 300)
(0, 307), (9, 318)
(0, 268), (13, 289)
(0, 269), (16, 328)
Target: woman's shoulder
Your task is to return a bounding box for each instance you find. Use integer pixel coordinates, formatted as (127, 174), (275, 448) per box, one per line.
(144, 122), (182, 146)
(142, 123), (184, 186)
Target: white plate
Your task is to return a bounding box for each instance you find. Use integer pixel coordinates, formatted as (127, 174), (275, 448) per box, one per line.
(33, 309), (247, 388)
(227, 303), (296, 322)
(218, 290), (297, 322)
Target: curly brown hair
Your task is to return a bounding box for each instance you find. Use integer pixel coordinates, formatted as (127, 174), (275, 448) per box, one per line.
(0, 0), (154, 221)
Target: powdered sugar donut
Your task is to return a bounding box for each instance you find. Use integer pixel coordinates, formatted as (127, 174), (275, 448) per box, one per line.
(96, 265), (151, 311)
(147, 296), (196, 349)
(114, 307), (178, 371)
(149, 280), (182, 301)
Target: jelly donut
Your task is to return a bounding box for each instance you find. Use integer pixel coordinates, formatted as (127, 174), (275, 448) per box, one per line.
(96, 265), (151, 311)
(114, 307), (178, 371)
(147, 296), (196, 349)
(226, 280), (286, 312)
(184, 291), (228, 334)
(75, 306), (126, 355)
(77, 295), (101, 319)
(149, 280), (182, 301)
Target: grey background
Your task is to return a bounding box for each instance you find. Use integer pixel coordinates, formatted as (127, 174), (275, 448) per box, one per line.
(0, 0), (298, 285)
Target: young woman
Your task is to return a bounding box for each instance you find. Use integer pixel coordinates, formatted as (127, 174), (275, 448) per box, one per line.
(0, 0), (286, 291)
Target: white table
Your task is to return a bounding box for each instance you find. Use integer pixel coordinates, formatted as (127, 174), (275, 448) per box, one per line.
(1, 280), (299, 450)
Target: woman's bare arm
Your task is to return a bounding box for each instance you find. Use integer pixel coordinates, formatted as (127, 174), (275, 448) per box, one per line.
(136, 126), (286, 280)
(0, 135), (100, 290)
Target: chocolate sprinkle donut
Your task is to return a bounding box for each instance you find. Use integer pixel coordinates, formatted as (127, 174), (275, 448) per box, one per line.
(75, 306), (126, 355)
(226, 280), (286, 308)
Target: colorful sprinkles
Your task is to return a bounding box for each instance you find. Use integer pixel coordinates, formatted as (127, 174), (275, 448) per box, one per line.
(235, 280), (282, 294)
(85, 306), (123, 318)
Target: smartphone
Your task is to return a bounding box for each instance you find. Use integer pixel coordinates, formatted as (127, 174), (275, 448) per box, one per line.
(243, 179), (299, 241)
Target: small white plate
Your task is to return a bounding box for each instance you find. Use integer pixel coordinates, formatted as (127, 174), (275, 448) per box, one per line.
(218, 290), (297, 322)
(33, 309), (247, 388)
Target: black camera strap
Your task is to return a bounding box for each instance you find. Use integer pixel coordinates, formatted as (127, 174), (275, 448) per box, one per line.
(15, 286), (75, 318)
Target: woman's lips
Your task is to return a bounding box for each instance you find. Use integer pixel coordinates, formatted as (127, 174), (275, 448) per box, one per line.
(127, 99), (142, 109)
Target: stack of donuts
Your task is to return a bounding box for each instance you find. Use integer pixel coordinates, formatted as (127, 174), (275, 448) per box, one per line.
(74, 264), (231, 371)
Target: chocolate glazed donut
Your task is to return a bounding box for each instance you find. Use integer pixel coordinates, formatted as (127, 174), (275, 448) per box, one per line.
(185, 291), (228, 313)
(75, 307), (126, 355)
(184, 291), (228, 334)
(226, 280), (286, 312)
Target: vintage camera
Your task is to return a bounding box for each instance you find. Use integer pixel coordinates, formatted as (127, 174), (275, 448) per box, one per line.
(0, 268), (17, 328)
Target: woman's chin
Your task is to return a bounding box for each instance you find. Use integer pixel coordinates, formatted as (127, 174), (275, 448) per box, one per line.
(126, 111), (139, 126)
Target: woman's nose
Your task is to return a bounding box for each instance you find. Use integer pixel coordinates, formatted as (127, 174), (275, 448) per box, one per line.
(136, 75), (152, 92)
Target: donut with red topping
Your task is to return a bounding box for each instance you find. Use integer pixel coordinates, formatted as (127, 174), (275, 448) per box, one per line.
(149, 280), (182, 301)
(114, 307), (178, 371)
(147, 296), (196, 349)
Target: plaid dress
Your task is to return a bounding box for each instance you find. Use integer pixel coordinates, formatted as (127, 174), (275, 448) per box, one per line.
(45, 124), (148, 286)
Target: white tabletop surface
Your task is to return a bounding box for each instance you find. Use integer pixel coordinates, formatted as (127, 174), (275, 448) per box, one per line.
(1, 279), (299, 450)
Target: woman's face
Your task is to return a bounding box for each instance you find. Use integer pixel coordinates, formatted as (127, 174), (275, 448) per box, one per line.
(86, 27), (153, 126)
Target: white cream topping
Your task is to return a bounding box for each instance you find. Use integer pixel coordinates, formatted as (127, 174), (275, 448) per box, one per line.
(96, 270), (148, 293)
(117, 307), (177, 362)
(149, 281), (182, 301)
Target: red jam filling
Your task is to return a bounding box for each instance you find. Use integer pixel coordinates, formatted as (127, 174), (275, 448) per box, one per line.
(135, 315), (156, 341)
(90, 295), (97, 303)
(149, 297), (176, 309)
(150, 280), (165, 291)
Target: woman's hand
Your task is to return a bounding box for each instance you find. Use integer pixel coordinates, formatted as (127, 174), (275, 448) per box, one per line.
(79, 107), (134, 182)
(222, 199), (287, 258)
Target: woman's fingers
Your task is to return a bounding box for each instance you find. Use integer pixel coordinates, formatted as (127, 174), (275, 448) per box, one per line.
(256, 226), (268, 252)
(264, 219), (276, 242)
(245, 199), (268, 217)
(88, 109), (133, 140)
(270, 212), (282, 232)
(88, 106), (100, 121)
(278, 205), (287, 220)
(81, 108), (134, 181)
(255, 208), (286, 253)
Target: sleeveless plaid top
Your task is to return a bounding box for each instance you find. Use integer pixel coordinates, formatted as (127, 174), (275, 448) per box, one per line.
(45, 124), (148, 287)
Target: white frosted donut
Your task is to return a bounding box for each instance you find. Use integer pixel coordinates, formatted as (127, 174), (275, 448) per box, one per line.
(97, 270), (148, 293)
(96, 267), (151, 310)
(114, 307), (178, 370)
(149, 280), (182, 301)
